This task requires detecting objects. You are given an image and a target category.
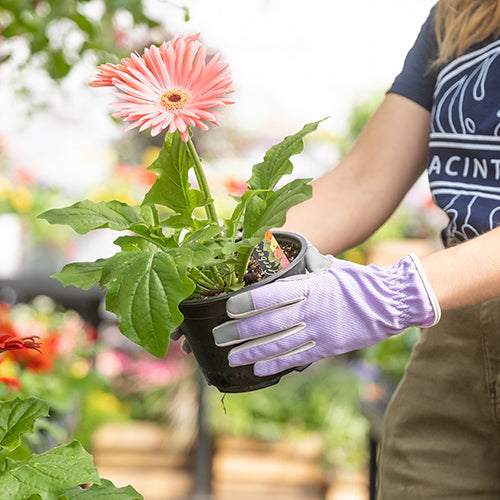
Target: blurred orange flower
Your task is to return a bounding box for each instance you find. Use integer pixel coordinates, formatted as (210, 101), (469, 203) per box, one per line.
(7, 334), (55, 373)
(224, 177), (247, 197)
(114, 164), (156, 187)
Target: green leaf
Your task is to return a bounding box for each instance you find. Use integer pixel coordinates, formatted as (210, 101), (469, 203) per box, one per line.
(180, 242), (214, 268)
(247, 119), (325, 191)
(0, 398), (49, 452)
(235, 178), (312, 280)
(233, 243), (256, 283)
(47, 49), (72, 80)
(142, 131), (205, 229)
(113, 236), (160, 252)
(180, 226), (224, 267)
(70, 13), (97, 37)
(0, 441), (99, 500)
(181, 225), (223, 246)
(160, 214), (208, 231)
(100, 249), (196, 356)
(51, 259), (107, 290)
(226, 189), (269, 237)
(63, 479), (143, 499)
(39, 201), (154, 235)
(242, 178), (312, 240)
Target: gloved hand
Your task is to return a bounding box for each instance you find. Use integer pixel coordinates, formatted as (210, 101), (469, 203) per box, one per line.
(212, 245), (441, 377)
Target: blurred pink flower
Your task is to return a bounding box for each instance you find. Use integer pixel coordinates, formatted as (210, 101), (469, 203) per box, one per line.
(12, 167), (35, 185)
(95, 350), (127, 379)
(127, 358), (186, 386)
(90, 34), (234, 141)
(96, 348), (188, 388)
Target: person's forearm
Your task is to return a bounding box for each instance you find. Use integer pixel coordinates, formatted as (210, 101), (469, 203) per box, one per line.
(283, 94), (431, 255)
(420, 226), (500, 311)
(283, 155), (407, 255)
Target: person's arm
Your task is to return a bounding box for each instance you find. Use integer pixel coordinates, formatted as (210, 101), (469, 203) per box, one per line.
(284, 90), (500, 312)
(421, 227), (500, 311)
(283, 92), (431, 255)
(213, 88), (500, 377)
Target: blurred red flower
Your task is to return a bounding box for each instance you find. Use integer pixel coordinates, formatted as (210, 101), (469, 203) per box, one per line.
(0, 333), (41, 354)
(7, 334), (55, 373)
(0, 319), (42, 390)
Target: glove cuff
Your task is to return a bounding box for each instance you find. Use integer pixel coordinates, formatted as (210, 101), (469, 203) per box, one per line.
(407, 252), (441, 327)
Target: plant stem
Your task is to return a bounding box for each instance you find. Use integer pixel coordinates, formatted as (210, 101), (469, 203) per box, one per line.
(186, 135), (218, 225)
(151, 205), (160, 227)
(185, 134), (227, 290)
(211, 265), (226, 289)
(188, 268), (219, 290)
(230, 270), (237, 286)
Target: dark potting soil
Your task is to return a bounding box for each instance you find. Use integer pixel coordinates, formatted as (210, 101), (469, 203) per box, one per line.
(198, 240), (300, 298)
(243, 240), (298, 285)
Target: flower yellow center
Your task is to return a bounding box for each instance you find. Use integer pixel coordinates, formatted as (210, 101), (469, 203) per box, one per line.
(160, 88), (191, 111)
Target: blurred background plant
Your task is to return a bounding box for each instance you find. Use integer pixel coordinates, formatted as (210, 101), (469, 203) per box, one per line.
(0, 298), (144, 498)
(0, 297), (122, 448)
(0, 0), (188, 83)
(94, 327), (198, 438)
(0, 294), (200, 450)
(208, 359), (369, 471)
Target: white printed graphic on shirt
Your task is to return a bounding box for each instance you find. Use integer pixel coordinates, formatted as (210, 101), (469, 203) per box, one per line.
(429, 39), (500, 244)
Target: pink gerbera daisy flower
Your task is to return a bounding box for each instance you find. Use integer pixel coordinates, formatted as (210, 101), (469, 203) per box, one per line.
(90, 34), (234, 142)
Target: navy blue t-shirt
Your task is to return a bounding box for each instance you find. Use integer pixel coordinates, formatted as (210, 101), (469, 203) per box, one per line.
(389, 6), (500, 247)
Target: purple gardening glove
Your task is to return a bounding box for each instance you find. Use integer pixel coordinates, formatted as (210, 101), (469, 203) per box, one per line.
(212, 245), (441, 377)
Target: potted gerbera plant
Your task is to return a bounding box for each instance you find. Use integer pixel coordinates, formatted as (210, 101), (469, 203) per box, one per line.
(40, 34), (323, 393)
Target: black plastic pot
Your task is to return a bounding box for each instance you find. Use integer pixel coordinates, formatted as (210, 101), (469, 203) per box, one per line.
(178, 231), (307, 393)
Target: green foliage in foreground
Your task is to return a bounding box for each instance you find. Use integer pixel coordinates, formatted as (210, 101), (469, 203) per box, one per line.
(0, 397), (143, 500)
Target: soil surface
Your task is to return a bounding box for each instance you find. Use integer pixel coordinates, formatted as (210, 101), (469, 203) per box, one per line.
(243, 240), (298, 285)
(199, 240), (300, 298)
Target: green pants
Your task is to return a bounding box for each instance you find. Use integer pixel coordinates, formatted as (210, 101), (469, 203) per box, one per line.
(378, 298), (500, 499)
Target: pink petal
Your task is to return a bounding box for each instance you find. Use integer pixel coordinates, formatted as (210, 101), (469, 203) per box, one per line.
(92, 33), (233, 137)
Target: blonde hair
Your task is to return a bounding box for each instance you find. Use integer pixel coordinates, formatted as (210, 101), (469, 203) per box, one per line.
(434, 0), (500, 66)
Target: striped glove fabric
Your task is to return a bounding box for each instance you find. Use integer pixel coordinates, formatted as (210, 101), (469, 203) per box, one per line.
(213, 245), (441, 377)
